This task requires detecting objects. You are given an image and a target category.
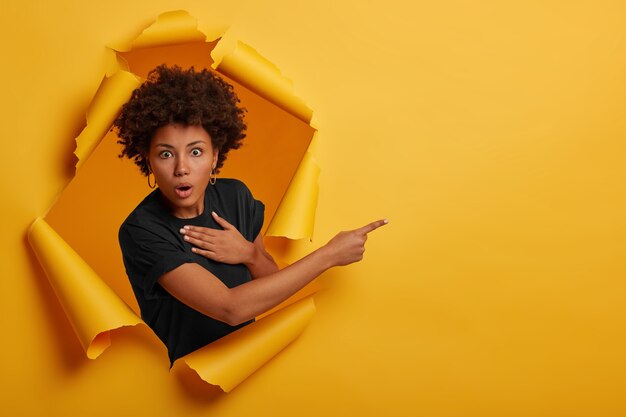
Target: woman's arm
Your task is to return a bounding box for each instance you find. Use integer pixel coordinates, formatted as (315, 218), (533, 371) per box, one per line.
(180, 211), (278, 277)
(245, 234), (280, 278)
(160, 219), (387, 326)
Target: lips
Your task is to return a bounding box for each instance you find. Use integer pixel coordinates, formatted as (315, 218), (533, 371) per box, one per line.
(174, 183), (193, 199)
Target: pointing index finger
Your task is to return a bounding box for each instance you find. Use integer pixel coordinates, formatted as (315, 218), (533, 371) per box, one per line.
(357, 219), (389, 234)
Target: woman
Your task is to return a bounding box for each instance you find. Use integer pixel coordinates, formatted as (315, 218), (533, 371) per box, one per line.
(114, 65), (386, 365)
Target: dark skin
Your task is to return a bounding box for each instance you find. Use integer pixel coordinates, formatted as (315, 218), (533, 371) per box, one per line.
(181, 211), (278, 278)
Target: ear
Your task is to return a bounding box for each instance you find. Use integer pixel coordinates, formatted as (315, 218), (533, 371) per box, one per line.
(213, 149), (219, 169)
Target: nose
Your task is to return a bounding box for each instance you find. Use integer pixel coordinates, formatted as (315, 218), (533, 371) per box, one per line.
(174, 155), (190, 176)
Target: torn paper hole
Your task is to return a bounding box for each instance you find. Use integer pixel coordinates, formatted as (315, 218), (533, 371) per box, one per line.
(28, 9), (321, 391)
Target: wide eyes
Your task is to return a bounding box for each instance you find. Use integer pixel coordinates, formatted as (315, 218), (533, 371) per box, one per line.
(158, 148), (203, 158)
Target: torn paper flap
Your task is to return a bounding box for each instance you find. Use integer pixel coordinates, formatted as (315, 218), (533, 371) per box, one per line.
(75, 70), (140, 170)
(212, 39), (313, 123)
(178, 297), (316, 392)
(266, 148), (320, 240)
(28, 218), (142, 358)
(111, 10), (207, 52)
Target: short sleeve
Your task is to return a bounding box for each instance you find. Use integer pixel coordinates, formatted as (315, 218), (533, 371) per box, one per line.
(251, 198), (265, 240)
(231, 179), (264, 240)
(119, 223), (193, 300)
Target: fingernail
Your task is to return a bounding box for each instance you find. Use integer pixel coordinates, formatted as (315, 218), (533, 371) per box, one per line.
(179, 228), (185, 234)
(184, 236), (189, 241)
(383, 219), (389, 224)
(212, 211), (218, 217)
(183, 225), (190, 230)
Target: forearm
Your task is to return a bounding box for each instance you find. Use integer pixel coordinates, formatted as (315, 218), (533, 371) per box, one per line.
(227, 246), (332, 324)
(161, 219), (386, 326)
(244, 242), (279, 278)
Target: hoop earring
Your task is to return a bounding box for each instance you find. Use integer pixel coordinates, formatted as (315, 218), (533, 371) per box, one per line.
(209, 168), (217, 185)
(147, 171), (156, 189)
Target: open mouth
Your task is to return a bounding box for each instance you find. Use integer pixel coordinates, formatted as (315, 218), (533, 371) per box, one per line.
(175, 184), (193, 198)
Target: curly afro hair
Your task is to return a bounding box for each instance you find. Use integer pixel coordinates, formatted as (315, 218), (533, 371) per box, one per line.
(113, 65), (247, 176)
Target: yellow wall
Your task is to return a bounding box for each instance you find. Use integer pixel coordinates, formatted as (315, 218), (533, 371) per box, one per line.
(3, 1), (626, 415)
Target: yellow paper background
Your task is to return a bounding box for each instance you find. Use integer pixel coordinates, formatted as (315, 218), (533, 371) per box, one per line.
(3, 1), (626, 416)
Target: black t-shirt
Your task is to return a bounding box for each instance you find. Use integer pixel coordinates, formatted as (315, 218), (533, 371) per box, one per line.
(118, 178), (264, 364)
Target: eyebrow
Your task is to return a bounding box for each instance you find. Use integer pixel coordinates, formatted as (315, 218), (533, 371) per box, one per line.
(154, 141), (207, 149)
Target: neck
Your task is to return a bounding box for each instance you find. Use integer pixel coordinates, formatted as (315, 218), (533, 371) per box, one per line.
(158, 191), (205, 219)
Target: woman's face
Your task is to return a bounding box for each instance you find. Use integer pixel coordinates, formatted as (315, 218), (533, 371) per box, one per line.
(147, 123), (218, 218)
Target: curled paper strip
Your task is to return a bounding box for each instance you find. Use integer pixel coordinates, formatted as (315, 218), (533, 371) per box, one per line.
(212, 39), (313, 123)
(75, 70), (140, 169)
(29, 9), (323, 391)
(266, 147), (320, 239)
(28, 218), (142, 359)
(178, 297), (316, 392)
(111, 10), (207, 52)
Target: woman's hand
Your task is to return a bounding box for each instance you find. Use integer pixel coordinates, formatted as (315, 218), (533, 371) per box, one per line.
(321, 219), (388, 267)
(180, 211), (254, 264)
